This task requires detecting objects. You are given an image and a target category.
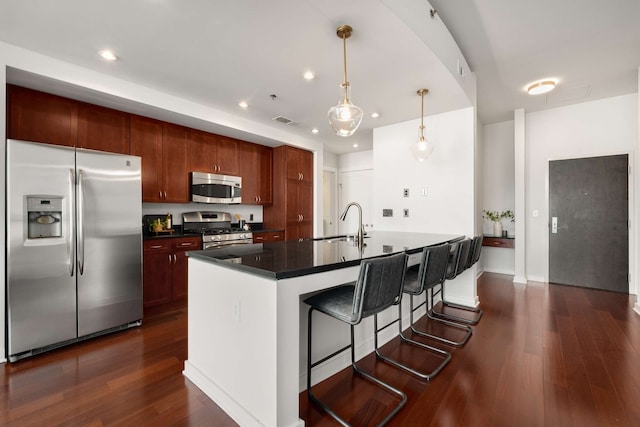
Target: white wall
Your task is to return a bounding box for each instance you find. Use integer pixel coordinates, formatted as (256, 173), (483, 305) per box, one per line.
(481, 120), (515, 274)
(525, 94), (638, 284)
(373, 107), (478, 306)
(0, 64), (5, 362)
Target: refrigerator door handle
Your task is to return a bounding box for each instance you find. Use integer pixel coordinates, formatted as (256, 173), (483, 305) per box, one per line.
(69, 168), (76, 277)
(77, 169), (85, 275)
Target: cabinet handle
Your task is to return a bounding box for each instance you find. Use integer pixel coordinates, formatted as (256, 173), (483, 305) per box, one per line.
(257, 196), (261, 203)
(255, 236), (264, 241)
(179, 242), (194, 247)
(150, 245), (163, 249)
(159, 191), (162, 199)
(300, 173), (304, 180)
(273, 235), (280, 239)
(168, 254), (172, 264)
(163, 191), (167, 199)
(173, 254), (177, 263)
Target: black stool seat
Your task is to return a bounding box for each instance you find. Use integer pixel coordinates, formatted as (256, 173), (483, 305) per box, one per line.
(305, 253), (408, 426)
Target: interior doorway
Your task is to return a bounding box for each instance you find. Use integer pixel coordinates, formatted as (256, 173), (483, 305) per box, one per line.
(548, 154), (629, 292)
(338, 169), (372, 236)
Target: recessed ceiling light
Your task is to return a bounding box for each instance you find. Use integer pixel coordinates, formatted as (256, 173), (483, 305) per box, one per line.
(526, 80), (557, 95)
(238, 101), (249, 109)
(371, 112), (380, 118)
(311, 128), (319, 134)
(303, 71), (315, 80)
(98, 50), (118, 61)
(353, 143), (358, 148)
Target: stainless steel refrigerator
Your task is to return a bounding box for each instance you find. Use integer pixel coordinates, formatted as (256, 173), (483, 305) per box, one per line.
(6, 139), (143, 361)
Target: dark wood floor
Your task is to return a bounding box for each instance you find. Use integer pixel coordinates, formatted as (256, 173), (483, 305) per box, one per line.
(2, 273), (640, 426)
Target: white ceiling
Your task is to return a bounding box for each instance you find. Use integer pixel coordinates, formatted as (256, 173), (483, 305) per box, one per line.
(1, 0), (639, 154)
(430, 0), (640, 124)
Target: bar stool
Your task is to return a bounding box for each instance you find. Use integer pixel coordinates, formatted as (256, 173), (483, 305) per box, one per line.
(465, 235), (484, 269)
(373, 245), (454, 380)
(404, 243), (472, 347)
(305, 253), (408, 426)
(431, 238), (483, 325)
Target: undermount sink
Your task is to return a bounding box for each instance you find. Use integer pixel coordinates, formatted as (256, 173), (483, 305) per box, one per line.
(315, 235), (370, 243)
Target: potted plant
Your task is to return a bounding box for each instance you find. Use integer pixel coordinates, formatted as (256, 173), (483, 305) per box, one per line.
(482, 210), (514, 237)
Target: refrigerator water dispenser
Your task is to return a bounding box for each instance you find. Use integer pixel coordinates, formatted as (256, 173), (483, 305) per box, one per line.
(27, 196), (62, 239)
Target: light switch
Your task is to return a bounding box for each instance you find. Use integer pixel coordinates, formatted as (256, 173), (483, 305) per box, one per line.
(551, 217), (557, 233)
(533, 210), (539, 217)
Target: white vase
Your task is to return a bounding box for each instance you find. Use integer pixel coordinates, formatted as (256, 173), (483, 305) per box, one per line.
(493, 221), (503, 237)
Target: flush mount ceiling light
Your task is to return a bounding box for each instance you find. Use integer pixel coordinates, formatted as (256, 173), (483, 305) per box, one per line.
(303, 71), (315, 80)
(311, 128), (320, 134)
(410, 88), (435, 162)
(527, 80), (556, 95)
(327, 25), (363, 138)
(371, 112), (380, 118)
(238, 101), (249, 109)
(98, 50), (118, 61)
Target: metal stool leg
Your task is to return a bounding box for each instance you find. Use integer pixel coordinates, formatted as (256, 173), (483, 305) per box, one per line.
(373, 299), (451, 381)
(431, 283), (483, 325)
(307, 307), (407, 426)
(408, 292), (472, 347)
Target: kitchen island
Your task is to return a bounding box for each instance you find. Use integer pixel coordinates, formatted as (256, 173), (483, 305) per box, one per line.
(183, 231), (464, 427)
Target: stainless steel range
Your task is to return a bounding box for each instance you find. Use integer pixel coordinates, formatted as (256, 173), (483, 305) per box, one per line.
(182, 211), (253, 249)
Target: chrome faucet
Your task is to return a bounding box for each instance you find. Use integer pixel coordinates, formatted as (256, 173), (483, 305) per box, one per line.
(340, 202), (365, 246)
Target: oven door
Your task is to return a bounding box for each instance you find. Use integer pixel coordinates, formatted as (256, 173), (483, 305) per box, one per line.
(203, 241), (253, 250)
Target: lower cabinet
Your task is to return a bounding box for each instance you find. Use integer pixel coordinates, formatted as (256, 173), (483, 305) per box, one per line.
(252, 230), (284, 243)
(143, 236), (201, 308)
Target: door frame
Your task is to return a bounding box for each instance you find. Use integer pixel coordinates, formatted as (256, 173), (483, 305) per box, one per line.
(544, 150), (635, 295)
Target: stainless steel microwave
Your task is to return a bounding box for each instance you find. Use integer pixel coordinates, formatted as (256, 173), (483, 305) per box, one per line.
(191, 172), (242, 204)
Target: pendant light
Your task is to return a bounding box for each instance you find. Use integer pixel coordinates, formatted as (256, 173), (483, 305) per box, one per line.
(410, 89), (435, 162)
(328, 25), (363, 137)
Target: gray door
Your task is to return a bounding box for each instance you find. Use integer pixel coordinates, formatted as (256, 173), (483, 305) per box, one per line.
(549, 155), (628, 292)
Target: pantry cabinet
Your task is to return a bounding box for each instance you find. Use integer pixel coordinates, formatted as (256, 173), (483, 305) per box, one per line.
(264, 145), (313, 240)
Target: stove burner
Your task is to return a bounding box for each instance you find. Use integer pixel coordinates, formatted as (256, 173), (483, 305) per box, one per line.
(182, 211), (253, 249)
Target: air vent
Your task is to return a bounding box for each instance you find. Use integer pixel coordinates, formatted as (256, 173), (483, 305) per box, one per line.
(272, 115), (297, 126)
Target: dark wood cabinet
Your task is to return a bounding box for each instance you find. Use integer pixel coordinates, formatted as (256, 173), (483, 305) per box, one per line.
(162, 123), (190, 202)
(189, 130), (238, 176)
(131, 117), (190, 203)
(130, 115), (163, 201)
(77, 103), (130, 154)
(142, 236), (201, 308)
(252, 230), (284, 243)
(264, 145), (314, 240)
(7, 84), (77, 147)
(142, 240), (173, 308)
(238, 141), (272, 205)
(482, 236), (515, 249)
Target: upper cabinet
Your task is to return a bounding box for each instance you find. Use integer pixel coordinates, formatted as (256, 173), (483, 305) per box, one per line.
(7, 85), (129, 154)
(238, 141), (272, 205)
(6, 85), (272, 207)
(7, 84), (77, 147)
(189, 129), (238, 176)
(130, 116), (190, 203)
(77, 103), (130, 154)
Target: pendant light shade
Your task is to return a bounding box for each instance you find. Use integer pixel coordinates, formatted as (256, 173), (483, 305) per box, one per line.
(411, 89), (435, 162)
(328, 25), (363, 137)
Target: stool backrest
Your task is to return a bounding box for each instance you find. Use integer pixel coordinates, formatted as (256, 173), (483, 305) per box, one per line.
(354, 252), (408, 321)
(469, 235), (483, 267)
(416, 243), (450, 291)
(446, 238), (472, 280)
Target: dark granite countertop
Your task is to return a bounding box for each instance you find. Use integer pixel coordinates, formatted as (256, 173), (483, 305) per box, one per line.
(186, 231), (463, 279)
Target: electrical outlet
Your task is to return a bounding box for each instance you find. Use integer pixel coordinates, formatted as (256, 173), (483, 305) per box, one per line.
(250, 214), (254, 221)
(383, 209), (393, 217)
(403, 188), (409, 197)
(421, 187), (428, 196)
(233, 301), (241, 322)
(403, 209), (409, 217)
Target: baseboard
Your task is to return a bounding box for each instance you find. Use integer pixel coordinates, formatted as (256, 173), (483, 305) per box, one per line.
(513, 275), (528, 284)
(526, 275), (545, 283)
(483, 267), (515, 276)
(183, 362), (304, 427)
(633, 301), (640, 316)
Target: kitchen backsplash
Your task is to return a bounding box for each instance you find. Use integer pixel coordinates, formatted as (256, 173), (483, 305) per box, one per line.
(142, 203), (263, 225)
